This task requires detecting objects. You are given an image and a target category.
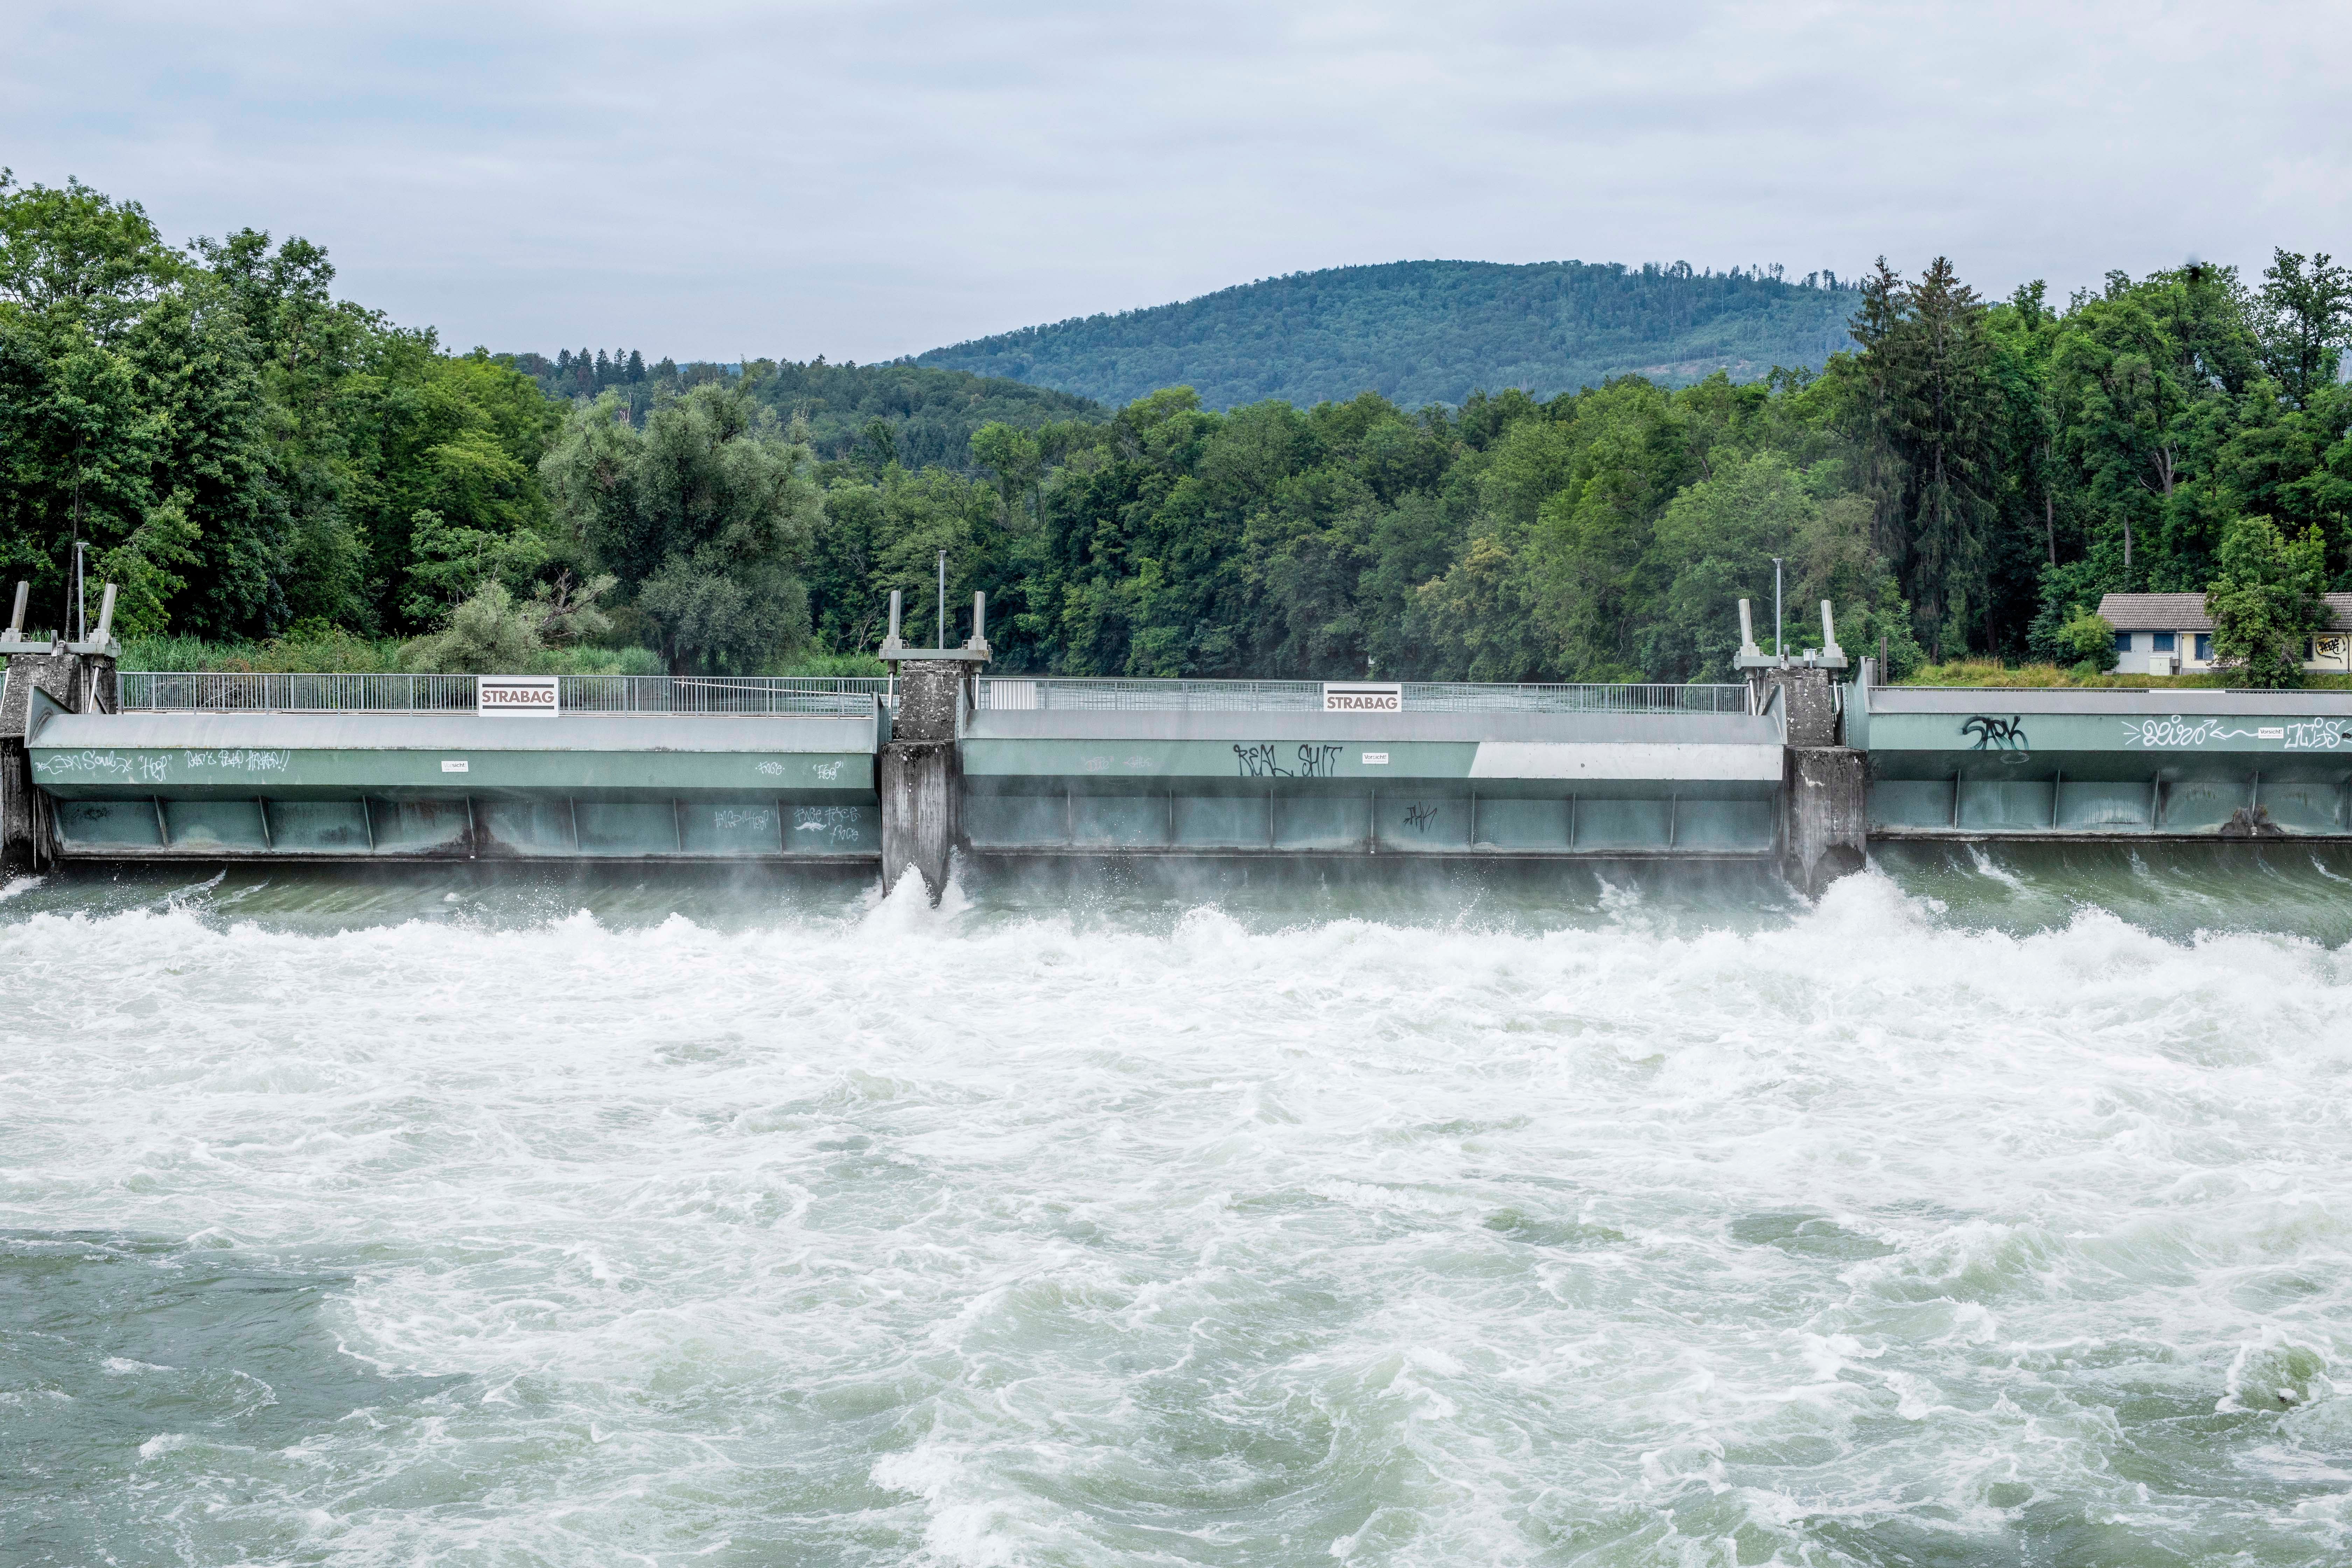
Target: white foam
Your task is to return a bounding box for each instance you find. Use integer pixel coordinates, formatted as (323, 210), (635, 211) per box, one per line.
(6, 882), (2351, 1559)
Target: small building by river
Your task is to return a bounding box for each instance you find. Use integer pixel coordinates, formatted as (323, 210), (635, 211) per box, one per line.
(2098, 592), (2352, 676)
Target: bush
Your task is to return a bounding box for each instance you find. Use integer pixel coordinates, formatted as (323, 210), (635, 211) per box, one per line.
(400, 583), (541, 674)
(2057, 611), (2117, 666)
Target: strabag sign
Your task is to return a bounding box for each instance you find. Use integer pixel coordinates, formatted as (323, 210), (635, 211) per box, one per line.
(1322, 681), (1402, 713)
(478, 676), (559, 716)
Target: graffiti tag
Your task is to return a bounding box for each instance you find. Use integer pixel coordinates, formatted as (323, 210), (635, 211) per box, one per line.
(1233, 743), (1291, 778)
(1402, 801), (1441, 833)
(31, 750), (169, 783)
(179, 749), (290, 772)
(2123, 715), (2351, 750)
(792, 806), (869, 845)
(1232, 742), (1348, 778)
(1960, 716), (2029, 752)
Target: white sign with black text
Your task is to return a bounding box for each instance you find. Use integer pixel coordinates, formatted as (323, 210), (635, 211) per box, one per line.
(478, 676), (560, 716)
(1322, 682), (1402, 713)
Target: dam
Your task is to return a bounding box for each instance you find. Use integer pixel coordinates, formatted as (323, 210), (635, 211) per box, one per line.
(9, 587), (2352, 899)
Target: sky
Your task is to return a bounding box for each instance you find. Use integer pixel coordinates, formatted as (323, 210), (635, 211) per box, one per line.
(6, 1), (2349, 364)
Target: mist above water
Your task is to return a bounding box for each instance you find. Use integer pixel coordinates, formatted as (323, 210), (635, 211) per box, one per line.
(4, 850), (2350, 1565)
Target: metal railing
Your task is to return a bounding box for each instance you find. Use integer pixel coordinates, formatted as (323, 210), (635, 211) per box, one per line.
(119, 671), (886, 718)
(558, 676), (887, 716)
(119, 670), (1752, 719)
(972, 678), (1752, 714)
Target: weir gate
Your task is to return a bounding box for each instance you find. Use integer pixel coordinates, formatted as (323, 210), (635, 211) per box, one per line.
(9, 616), (2352, 901)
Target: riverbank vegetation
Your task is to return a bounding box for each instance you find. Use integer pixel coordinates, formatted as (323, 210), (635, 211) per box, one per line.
(6, 172), (2347, 684)
(1902, 659), (2352, 690)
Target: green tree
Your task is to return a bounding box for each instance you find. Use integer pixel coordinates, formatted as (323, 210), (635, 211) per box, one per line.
(542, 383), (817, 673)
(968, 420), (1042, 527)
(0, 313), (162, 632)
(2256, 250), (2352, 408)
(2205, 514), (2327, 688)
(1849, 257), (2003, 657)
(0, 170), (183, 344)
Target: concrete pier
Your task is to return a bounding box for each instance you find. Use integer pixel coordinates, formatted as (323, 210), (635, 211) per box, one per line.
(1736, 600), (1865, 892)
(1749, 662), (1867, 893)
(880, 740), (959, 899)
(1, 582), (121, 876)
(1753, 666), (1841, 748)
(877, 590), (988, 901)
(1784, 746), (1867, 894)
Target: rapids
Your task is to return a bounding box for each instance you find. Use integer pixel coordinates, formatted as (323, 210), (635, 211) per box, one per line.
(3, 847), (2351, 1565)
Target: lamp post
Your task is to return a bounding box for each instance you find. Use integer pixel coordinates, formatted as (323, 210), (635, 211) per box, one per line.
(1771, 557), (1784, 666)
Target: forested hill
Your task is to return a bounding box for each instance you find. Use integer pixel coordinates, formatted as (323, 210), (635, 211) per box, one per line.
(914, 260), (1864, 409)
(19, 168), (2352, 693)
(504, 351), (1102, 469)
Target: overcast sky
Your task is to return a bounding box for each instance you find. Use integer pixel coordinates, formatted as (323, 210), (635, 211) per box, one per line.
(7, 1), (2347, 363)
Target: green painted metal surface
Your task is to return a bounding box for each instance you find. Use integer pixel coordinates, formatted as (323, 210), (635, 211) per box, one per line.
(957, 706), (1784, 857)
(962, 781), (1776, 856)
(32, 708), (882, 861)
(49, 792), (881, 860)
(1850, 682), (2352, 836)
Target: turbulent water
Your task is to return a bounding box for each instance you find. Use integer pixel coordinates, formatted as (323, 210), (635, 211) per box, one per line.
(5, 849), (2352, 1566)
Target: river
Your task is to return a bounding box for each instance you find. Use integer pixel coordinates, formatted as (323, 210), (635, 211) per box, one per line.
(3, 848), (2349, 1565)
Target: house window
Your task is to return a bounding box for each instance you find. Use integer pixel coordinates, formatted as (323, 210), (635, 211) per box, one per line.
(2112, 631), (2132, 653)
(2195, 634), (2213, 660)
(2152, 632), (2175, 652)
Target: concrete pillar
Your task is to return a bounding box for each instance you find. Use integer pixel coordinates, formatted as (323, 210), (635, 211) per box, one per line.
(878, 657), (972, 902)
(880, 740), (959, 901)
(1784, 746), (1867, 896)
(890, 660), (965, 743)
(1751, 666), (1841, 748)
(0, 645), (117, 877)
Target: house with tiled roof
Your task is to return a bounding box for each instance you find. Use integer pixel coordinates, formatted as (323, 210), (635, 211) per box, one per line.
(2096, 592), (2352, 674)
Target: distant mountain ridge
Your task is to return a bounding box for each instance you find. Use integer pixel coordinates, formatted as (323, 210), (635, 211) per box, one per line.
(916, 259), (1864, 410)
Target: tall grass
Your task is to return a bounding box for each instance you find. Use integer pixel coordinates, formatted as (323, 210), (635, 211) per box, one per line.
(121, 631), (408, 674)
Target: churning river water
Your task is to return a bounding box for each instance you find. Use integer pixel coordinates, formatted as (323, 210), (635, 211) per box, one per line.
(4, 848), (2352, 1567)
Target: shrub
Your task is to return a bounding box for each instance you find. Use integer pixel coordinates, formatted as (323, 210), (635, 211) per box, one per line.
(2057, 612), (2117, 667)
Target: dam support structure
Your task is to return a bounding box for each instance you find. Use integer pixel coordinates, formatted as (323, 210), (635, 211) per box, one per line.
(879, 589), (989, 903)
(1784, 744), (1867, 895)
(1754, 665), (1866, 895)
(880, 737), (959, 902)
(1737, 597), (1865, 894)
(54, 583), (2351, 888)
(1, 581), (120, 877)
